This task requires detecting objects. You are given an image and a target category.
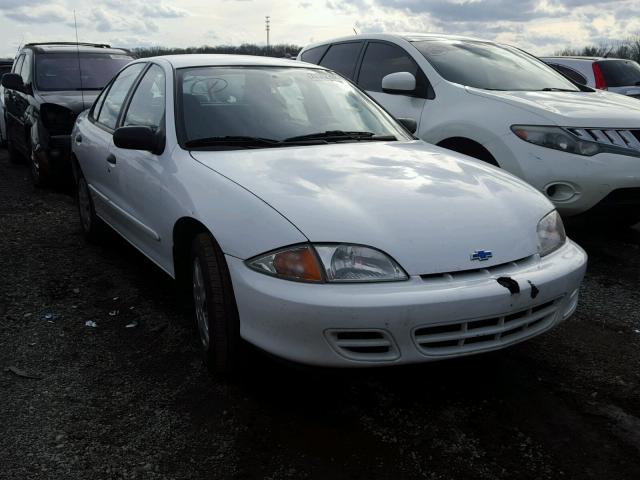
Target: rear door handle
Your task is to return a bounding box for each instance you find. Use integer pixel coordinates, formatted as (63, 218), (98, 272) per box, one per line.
(106, 154), (117, 165)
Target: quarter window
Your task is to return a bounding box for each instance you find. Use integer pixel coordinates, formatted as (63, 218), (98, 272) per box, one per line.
(300, 45), (329, 65)
(358, 42), (429, 97)
(90, 86), (109, 121)
(123, 64), (166, 129)
(319, 42), (363, 79)
(97, 63), (146, 130)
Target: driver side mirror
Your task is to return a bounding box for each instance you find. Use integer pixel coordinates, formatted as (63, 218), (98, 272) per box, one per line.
(1, 73), (24, 91)
(113, 126), (165, 155)
(382, 72), (416, 94)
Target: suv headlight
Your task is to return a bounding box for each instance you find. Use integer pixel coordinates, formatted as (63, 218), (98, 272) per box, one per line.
(511, 125), (600, 156)
(537, 210), (566, 256)
(247, 244), (408, 283)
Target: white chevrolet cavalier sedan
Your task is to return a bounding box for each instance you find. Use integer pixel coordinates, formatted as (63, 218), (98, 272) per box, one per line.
(71, 55), (587, 372)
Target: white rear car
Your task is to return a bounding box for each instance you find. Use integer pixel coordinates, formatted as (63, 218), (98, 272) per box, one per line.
(71, 55), (586, 373)
(298, 34), (640, 227)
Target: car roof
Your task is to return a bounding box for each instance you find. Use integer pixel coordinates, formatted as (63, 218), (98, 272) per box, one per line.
(302, 32), (492, 51)
(141, 54), (326, 69)
(24, 43), (131, 55)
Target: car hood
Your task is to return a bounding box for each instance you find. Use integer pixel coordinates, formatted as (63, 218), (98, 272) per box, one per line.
(37, 91), (99, 114)
(191, 141), (554, 275)
(467, 88), (640, 128)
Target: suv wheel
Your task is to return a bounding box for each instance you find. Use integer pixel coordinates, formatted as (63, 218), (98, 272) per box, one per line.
(29, 145), (47, 187)
(191, 232), (242, 375)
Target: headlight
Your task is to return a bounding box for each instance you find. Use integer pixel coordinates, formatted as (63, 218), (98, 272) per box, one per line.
(511, 125), (600, 156)
(537, 210), (566, 256)
(247, 244), (408, 283)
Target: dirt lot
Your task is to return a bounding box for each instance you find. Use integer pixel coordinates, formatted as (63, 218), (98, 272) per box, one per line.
(1, 149), (639, 480)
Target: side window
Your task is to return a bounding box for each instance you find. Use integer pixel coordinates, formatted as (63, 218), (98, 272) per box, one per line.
(12, 55), (24, 74)
(358, 42), (430, 98)
(97, 63), (146, 130)
(90, 85), (109, 121)
(319, 42), (363, 79)
(301, 45), (329, 65)
(20, 54), (32, 84)
(550, 64), (587, 85)
(123, 64), (166, 129)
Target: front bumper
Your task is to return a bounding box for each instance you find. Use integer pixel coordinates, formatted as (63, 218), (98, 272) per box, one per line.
(496, 135), (640, 216)
(227, 240), (587, 367)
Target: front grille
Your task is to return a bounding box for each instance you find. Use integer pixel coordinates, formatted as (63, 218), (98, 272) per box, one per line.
(569, 128), (640, 152)
(419, 255), (538, 285)
(413, 298), (561, 356)
(325, 329), (399, 362)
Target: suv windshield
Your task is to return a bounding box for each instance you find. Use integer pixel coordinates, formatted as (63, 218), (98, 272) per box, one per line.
(597, 60), (640, 87)
(177, 67), (410, 148)
(35, 53), (133, 91)
(412, 39), (579, 92)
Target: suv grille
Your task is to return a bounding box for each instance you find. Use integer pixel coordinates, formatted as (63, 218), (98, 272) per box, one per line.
(413, 298), (561, 356)
(569, 128), (640, 152)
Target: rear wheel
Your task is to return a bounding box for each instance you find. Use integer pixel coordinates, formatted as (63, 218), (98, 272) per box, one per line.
(191, 232), (242, 375)
(77, 174), (104, 242)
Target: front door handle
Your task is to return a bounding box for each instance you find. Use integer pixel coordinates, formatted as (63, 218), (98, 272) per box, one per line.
(106, 154), (117, 165)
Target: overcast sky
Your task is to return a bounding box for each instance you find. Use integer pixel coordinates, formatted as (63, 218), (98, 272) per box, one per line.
(0, 0), (638, 57)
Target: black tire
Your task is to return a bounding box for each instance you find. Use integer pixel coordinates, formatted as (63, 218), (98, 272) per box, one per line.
(190, 232), (242, 375)
(28, 144), (47, 188)
(77, 174), (104, 242)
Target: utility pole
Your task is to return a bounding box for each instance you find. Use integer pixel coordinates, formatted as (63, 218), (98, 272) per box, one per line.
(265, 16), (270, 52)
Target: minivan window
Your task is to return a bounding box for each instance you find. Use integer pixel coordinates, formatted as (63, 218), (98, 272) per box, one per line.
(413, 39), (579, 92)
(300, 45), (329, 65)
(597, 60), (640, 87)
(35, 53), (133, 91)
(177, 67), (409, 147)
(358, 42), (427, 96)
(319, 42), (363, 79)
(97, 63), (145, 129)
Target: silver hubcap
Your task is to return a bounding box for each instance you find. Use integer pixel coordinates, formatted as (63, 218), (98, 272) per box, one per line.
(78, 179), (92, 231)
(192, 259), (210, 348)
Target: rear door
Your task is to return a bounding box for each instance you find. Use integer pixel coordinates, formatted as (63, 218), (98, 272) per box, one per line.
(355, 41), (429, 128)
(77, 63), (146, 228)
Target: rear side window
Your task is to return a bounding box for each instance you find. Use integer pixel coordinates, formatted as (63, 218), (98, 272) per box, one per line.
(319, 42), (363, 79)
(358, 42), (431, 98)
(597, 60), (640, 87)
(300, 45), (329, 65)
(550, 64), (587, 85)
(97, 63), (146, 130)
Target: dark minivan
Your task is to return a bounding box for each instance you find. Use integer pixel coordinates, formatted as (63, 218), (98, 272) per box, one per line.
(2, 42), (133, 185)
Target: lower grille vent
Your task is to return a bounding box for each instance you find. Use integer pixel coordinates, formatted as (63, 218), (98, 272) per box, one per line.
(325, 329), (399, 362)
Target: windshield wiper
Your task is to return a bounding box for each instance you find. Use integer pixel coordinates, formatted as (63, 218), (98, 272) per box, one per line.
(185, 136), (282, 149)
(540, 88), (578, 92)
(284, 131), (396, 143)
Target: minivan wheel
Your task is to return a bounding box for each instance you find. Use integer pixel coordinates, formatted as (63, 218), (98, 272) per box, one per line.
(77, 175), (104, 242)
(190, 232), (242, 375)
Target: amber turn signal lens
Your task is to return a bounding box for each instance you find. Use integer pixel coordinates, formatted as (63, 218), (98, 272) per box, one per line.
(272, 247), (323, 281)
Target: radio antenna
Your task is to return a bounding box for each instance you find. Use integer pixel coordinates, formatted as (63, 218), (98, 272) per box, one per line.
(73, 10), (86, 109)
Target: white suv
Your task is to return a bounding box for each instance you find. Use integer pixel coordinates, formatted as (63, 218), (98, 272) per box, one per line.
(298, 34), (640, 226)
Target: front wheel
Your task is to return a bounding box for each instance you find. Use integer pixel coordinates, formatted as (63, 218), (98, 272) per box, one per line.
(191, 233), (242, 375)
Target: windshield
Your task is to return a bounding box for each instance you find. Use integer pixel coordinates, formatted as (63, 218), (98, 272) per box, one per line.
(597, 60), (640, 87)
(176, 66), (410, 148)
(412, 39), (580, 92)
(35, 53), (133, 91)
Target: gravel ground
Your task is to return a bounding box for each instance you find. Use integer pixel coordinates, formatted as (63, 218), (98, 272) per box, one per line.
(1, 149), (639, 480)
